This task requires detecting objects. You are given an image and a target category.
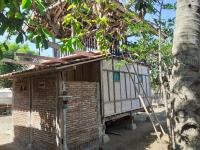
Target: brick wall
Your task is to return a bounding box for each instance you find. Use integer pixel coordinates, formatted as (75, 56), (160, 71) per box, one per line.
(13, 74), (57, 150)
(31, 75), (57, 150)
(13, 78), (30, 148)
(13, 76), (100, 150)
(64, 82), (99, 149)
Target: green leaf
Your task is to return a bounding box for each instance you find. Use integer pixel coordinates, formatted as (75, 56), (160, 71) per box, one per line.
(35, 36), (41, 48)
(15, 12), (24, 19)
(61, 38), (77, 53)
(42, 38), (48, 49)
(41, 28), (52, 37)
(0, 0), (5, 11)
(99, 17), (109, 26)
(16, 33), (24, 43)
(63, 14), (73, 25)
(35, 0), (46, 15)
(3, 43), (9, 51)
(0, 48), (3, 60)
(0, 13), (6, 22)
(77, 41), (83, 49)
(67, 4), (75, 11)
(163, 3), (176, 10)
(28, 32), (34, 40)
(71, 38), (76, 44)
(21, 0), (32, 10)
(0, 24), (7, 35)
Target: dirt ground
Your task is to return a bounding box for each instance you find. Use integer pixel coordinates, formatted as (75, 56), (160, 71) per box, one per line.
(0, 115), (14, 150)
(0, 107), (169, 150)
(104, 107), (169, 150)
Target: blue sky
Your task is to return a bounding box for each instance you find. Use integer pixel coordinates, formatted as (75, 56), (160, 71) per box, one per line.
(0, 0), (176, 57)
(161, 0), (176, 20)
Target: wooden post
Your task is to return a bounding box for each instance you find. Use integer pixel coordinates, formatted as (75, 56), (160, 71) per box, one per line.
(59, 71), (68, 150)
(112, 58), (116, 113)
(28, 77), (33, 149)
(11, 80), (15, 141)
(100, 60), (105, 149)
(55, 73), (61, 150)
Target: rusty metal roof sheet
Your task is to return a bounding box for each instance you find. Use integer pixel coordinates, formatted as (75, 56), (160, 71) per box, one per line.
(0, 51), (106, 79)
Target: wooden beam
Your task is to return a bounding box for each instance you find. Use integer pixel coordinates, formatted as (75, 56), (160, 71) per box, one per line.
(56, 57), (105, 70)
(16, 53), (66, 64)
(48, 41), (60, 49)
(75, 51), (96, 57)
(2, 58), (44, 66)
(105, 130), (121, 136)
(16, 53), (55, 60)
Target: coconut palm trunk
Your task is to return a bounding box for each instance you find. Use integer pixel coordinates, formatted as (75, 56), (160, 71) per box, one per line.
(170, 0), (200, 149)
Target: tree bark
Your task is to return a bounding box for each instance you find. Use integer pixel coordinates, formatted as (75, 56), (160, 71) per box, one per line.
(170, 0), (200, 149)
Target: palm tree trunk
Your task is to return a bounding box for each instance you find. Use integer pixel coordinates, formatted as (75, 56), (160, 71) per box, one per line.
(170, 0), (200, 149)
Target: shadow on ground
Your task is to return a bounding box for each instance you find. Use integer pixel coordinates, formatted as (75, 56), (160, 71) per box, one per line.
(104, 107), (169, 150)
(0, 107), (169, 150)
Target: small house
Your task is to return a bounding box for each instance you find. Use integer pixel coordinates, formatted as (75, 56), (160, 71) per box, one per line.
(0, 51), (152, 150)
(0, 0), (160, 149)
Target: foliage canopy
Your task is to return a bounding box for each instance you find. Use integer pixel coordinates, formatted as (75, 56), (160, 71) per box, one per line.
(0, 0), (175, 87)
(0, 43), (36, 88)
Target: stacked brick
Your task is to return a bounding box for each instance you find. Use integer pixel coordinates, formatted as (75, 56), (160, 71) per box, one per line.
(13, 75), (100, 150)
(31, 75), (57, 150)
(65, 82), (99, 149)
(13, 78), (31, 148)
(13, 74), (57, 150)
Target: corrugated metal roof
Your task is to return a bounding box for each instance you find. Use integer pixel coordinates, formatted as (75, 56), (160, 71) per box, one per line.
(0, 51), (107, 79)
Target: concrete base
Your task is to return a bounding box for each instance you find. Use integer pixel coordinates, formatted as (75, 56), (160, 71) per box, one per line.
(125, 122), (137, 130)
(98, 124), (104, 138)
(103, 134), (110, 144)
(134, 113), (149, 122)
(27, 144), (32, 150)
(116, 117), (137, 130)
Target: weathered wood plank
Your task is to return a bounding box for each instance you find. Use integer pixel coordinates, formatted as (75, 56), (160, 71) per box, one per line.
(126, 74), (131, 99)
(101, 58), (152, 117)
(120, 73), (126, 99)
(15, 53), (55, 60)
(115, 82), (121, 100)
(130, 74), (135, 98)
(102, 71), (109, 102)
(2, 58), (44, 66)
(116, 101), (121, 114)
(108, 72), (114, 101)
(104, 103), (114, 117)
(122, 101), (132, 112)
(132, 99), (141, 109)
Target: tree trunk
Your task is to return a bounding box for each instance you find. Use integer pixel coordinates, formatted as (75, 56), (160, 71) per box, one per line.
(170, 0), (200, 149)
